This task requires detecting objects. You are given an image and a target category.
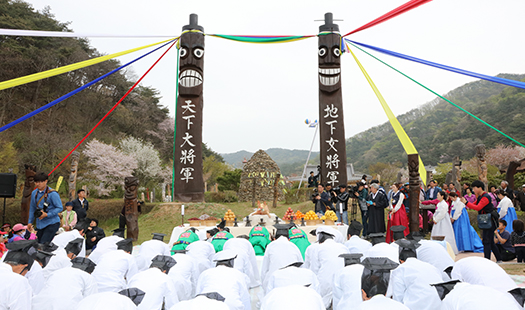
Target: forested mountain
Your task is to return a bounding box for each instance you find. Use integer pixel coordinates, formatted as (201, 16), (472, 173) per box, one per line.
(346, 74), (525, 171)
(0, 0), (173, 178)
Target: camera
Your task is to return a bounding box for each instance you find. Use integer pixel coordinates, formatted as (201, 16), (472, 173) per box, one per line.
(346, 185), (359, 199)
(34, 202), (49, 218)
(311, 188), (320, 203)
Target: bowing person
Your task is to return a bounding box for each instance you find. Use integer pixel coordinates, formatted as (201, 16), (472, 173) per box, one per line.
(92, 238), (138, 293)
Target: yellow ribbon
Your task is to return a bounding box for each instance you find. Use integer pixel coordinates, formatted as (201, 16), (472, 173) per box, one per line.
(348, 47), (427, 185)
(0, 38), (175, 91)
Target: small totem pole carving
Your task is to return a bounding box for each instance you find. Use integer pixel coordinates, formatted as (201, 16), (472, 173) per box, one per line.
(408, 154), (420, 233)
(21, 164), (37, 223)
(475, 144), (488, 190)
(124, 176), (139, 241)
(68, 151), (80, 202)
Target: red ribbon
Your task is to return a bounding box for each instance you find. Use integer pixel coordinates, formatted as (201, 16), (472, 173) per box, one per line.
(49, 40), (178, 176)
(342, 0), (432, 37)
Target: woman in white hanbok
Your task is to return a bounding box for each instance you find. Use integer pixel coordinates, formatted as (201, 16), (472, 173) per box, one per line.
(431, 191), (458, 254)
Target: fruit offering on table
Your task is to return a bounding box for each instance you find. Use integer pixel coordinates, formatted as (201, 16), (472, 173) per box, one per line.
(321, 210), (338, 221)
(187, 217), (200, 221)
(295, 210), (304, 220)
(199, 214), (210, 220)
(304, 210), (319, 220)
(283, 207), (296, 220)
(207, 216), (218, 221)
(224, 210), (236, 221)
(254, 201), (270, 216)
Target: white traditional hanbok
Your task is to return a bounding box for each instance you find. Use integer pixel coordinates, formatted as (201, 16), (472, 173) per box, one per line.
(77, 292), (137, 310)
(333, 263), (365, 310)
(52, 229), (86, 257)
(87, 235), (123, 264)
(304, 242), (321, 272)
(92, 249), (139, 292)
(260, 236), (303, 294)
(266, 264), (320, 295)
(41, 248), (72, 280)
(196, 265), (252, 310)
(127, 267), (179, 310)
(260, 285), (325, 310)
(390, 257), (442, 310)
(32, 266), (98, 310)
(363, 242), (399, 263)
(317, 238), (349, 308)
(25, 259), (45, 295)
(416, 240), (455, 281)
(432, 200), (458, 254)
(168, 253), (195, 301)
(224, 238), (261, 288)
(451, 256), (517, 293)
(344, 235), (372, 254)
(441, 282), (520, 310)
(135, 239), (170, 271)
(0, 263), (33, 310)
(357, 295), (409, 310)
(169, 295), (229, 310)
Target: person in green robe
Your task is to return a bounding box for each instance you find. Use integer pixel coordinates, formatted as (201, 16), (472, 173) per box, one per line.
(289, 226), (311, 259)
(211, 230), (234, 253)
(249, 225), (271, 256)
(171, 229), (199, 254)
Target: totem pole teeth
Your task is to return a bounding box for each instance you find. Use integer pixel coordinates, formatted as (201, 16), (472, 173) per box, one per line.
(318, 67), (341, 86)
(179, 69), (203, 87)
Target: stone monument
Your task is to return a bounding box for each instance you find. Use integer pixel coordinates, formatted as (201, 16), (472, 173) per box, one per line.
(238, 150), (285, 203)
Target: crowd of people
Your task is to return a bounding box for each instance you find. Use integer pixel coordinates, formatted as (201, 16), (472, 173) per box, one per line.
(2, 170), (525, 309)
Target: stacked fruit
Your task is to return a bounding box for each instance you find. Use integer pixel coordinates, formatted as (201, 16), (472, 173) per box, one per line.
(321, 210), (338, 221)
(224, 209), (236, 221)
(304, 210), (319, 220)
(283, 207), (296, 220)
(295, 210), (304, 220)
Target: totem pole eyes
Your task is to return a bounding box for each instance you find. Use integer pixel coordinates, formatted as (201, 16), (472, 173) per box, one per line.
(178, 32), (205, 97)
(318, 35), (342, 93)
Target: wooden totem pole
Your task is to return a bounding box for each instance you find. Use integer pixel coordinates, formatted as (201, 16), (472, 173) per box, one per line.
(318, 13), (348, 187)
(68, 151), (80, 202)
(174, 14), (205, 202)
(408, 154), (420, 232)
(21, 164), (37, 223)
(124, 176), (139, 241)
(475, 144), (488, 190)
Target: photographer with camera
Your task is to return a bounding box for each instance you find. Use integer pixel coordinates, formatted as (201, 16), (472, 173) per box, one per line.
(333, 185), (350, 225)
(27, 172), (63, 243)
(355, 182), (369, 237)
(313, 184), (332, 215)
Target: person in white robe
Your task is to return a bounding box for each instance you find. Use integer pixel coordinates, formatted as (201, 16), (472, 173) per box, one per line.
(304, 241), (321, 272)
(333, 254), (365, 310)
(315, 229), (350, 308)
(42, 246), (72, 280)
(92, 238), (138, 292)
(260, 285), (325, 310)
(440, 282), (520, 310)
(51, 223), (87, 257)
(363, 242), (399, 263)
(260, 225), (304, 294)
(168, 252), (195, 301)
(168, 226), (186, 247)
(77, 292), (138, 310)
(196, 250), (252, 310)
(390, 240), (442, 310)
(416, 239), (455, 281)
(266, 261), (320, 295)
(357, 295), (410, 310)
(169, 294), (230, 310)
(32, 257), (98, 310)
(451, 256), (517, 293)
(186, 240), (214, 289)
(127, 255), (179, 310)
(87, 234), (123, 264)
(135, 233), (170, 272)
(344, 221), (372, 254)
(224, 237), (261, 288)
(430, 191), (458, 254)
(0, 253), (33, 310)
(359, 257), (400, 309)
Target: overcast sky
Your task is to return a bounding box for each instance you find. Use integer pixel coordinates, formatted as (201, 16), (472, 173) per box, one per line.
(24, 0), (525, 154)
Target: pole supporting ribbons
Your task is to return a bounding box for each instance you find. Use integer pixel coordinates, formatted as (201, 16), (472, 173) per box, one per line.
(347, 45), (427, 185)
(0, 38), (175, 91)
(48, 39), (178, 175)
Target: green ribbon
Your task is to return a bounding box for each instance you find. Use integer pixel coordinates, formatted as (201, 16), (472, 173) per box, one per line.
(209, 34), (313, 44)
(346, 41), (525, 148)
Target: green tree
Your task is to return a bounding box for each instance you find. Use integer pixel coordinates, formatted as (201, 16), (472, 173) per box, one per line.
(217, 169), (242, 192)
(203, 155), (230, 187)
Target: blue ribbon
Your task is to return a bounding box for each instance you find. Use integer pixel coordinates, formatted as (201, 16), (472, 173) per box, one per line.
(0, 39), (176, 133)
(346, 39), (525, 90)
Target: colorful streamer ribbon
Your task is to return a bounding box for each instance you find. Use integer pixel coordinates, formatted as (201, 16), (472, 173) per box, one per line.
(0, 39), (177, 133)
(0, 38), (175, 91)
(346, 39), (525, 90)
(343, 0), (432, 37)
(0, 28), (176, 38)
(347, 46), (427, 185)
(48, 40), (178, 175)
(207, 34), (315, 44)
(345, 40), (525, 148)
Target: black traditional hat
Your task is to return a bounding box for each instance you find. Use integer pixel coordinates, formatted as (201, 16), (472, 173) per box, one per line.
(71, 257), (97, 274)
(32, 250), (55, 268)
(3, 251), (35, 270)
(347, 220), (363, 236)
(116, 238), (133, 253)
(151, 233), (166, 241)
(207, 228), (219, 237)
(6, 239), (37, 252)
(274, 223), (293, 239)
(281, 261), (304, 269)
(217, 219), (226, 230)
(213, 249), (237, 268)
(196, 292), (226, 302)
(150, 255), (177, 273)
(361, 257), (399, 299)
(112, 228), (125, 238)
(187, 227), (199, 233)
(367, 233), (386, 245)
(339, 253), (363, 267)
(64, 238), (84, 256)
(390, 225), (407, 241)
(118, 288), (146, 306)
(396, 238), (421, 261)
(406, 232), (425, 242)
(508, 287), (525, 307)
(172, 249), (188, 254)
(431, 280), (461, 300)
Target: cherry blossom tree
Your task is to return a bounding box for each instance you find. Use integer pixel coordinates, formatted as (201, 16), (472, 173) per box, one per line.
(486, 145), (525, 170)
(119, 136), (163, 185)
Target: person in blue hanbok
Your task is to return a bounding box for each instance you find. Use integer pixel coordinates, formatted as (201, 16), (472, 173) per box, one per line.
(449, 192), (483, 253)
(497, 190), (517, 233)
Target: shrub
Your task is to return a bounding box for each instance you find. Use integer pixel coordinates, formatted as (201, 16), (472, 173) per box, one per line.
(204, 191), (239, 203)
(285, 188), (315, 204)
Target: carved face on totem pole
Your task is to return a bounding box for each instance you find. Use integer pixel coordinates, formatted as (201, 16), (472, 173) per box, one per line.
(318, 33), (341, 93)
(124, 177), (139, 200)
(178, 32), (204, 97)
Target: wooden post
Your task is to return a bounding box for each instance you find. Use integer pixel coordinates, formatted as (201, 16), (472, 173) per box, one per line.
(20, 164), (37, 223)
(272, 173), (280, 208)
(408, 154), (420, 233)
(68, 151), (80, 202)
(506, 160), (523, 190)
(251, 178), (257, 208)
(475, 144), (488, 190)
(124, 176), (139, 241)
